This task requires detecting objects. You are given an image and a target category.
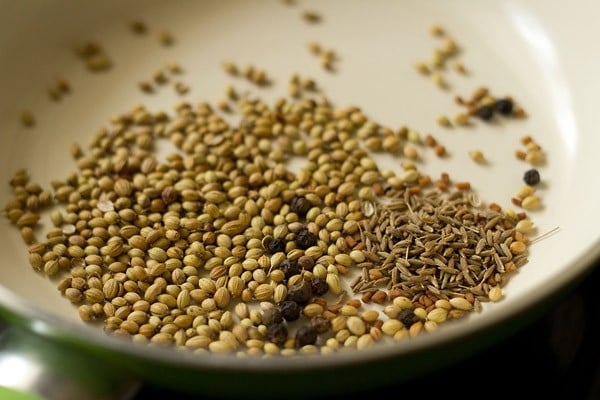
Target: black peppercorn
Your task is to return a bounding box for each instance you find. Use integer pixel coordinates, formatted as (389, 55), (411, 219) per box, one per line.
(523, 168), (540, 186)
(311, 315), (332, 334)
(266, 238), (286, 254)
(295, 228), (317, 249)
(476, 105), (494, 121)
(279, 259), (300, 279)
(295, 325), (318, 348)
(280, 301), (301, 321)
(261, 307), (283, 326)
(266, 322), (288, 346)
(398, 309), (417, 327)
(286, 280), (312, 304)
(290, 195), (311, 217)
(495, 98), (514, 115)
(310, 278), (329, 296)
(297, 255), (314, 271)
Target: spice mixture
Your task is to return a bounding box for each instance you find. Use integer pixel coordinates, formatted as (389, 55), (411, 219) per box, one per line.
(6, 13), (543, 357)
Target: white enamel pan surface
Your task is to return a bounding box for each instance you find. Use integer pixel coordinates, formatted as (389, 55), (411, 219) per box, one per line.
(1, 1), (599, 399)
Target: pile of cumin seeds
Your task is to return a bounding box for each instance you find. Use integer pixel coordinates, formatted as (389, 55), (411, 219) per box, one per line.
(355, 186), (528, 316)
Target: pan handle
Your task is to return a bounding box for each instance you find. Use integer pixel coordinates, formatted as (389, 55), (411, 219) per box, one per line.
(0, 325), (140, 400)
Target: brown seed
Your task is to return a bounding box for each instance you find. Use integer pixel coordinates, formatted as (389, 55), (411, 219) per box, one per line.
(20, 111), (35, 127)
(302, 10), (322, 24)
(455, 181), (471, 191)
(129, 19), (147, 34)
(434, 144), (446, 157)
(158, 30), (174, 46)
(16, 212), (39, 228)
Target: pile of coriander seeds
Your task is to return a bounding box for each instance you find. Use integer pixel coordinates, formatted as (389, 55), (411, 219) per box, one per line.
(4, 91), (533, 357)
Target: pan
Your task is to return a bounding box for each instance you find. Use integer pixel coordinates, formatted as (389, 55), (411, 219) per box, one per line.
(1, 1), (599, 399)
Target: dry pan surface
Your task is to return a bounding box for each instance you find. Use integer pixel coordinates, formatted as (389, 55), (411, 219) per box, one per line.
(3, 0), (588, 363)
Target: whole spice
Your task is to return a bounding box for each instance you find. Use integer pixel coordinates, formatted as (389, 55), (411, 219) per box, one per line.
(262, 307), (284, 326)
(279, 259), (300, 279)
(398, 310), (417, 327)
(495, 98), (514, 115)
(302, 11), (322, 24)
(290, 195), (311, 216)
(76, 41), (112, 72)
(266, 323), (288, 346)
(286, 280), (312, 304)
(280, 301), (301, 321)
(266, 238), (286, 254)
(129, 19), (147, 35)
(20, 111), (35, 127)
(310, 278), (329, 296)
(523, 168), (541, 186)
(295, 228), (317, 249)
(295, 325), (318, 348)
(476, 105), (494, 120)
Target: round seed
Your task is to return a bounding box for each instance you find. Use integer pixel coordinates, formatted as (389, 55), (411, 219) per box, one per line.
(449, 297), (473, 311)
(381, 319), (403, 336)
(488, 286), (503, 302)
(346, 316), (366, 336)
(253, 284), (274, 302)
(521, 195), (540, 210)
(516, 185), (535, 199)
(509, 241), (527, 254)
(515, 219), (535, 234)
(426, 307), (448, 323)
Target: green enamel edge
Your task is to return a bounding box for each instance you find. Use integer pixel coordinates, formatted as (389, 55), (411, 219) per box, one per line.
(0, 387), (45, 400)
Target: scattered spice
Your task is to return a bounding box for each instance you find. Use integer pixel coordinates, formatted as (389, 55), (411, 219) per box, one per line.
(158, 29), (174, 46)
(436, 115), (451, 127)
(456, 88), (524, 123)
(47, 78), (71, 102)
(476, 105), (494, 121)
(306, 42), (338, 72)
(429, 24), (444, 37)
(302, 11), (322, 24)
(469, 150), (485, 164)
(523, 169), (541, 186)
(515, 136), (545, 167)
(138, 81), (154, 93)
(20, 111), (35, 127)
(75, 41), (112, 72)
(414, 62), (430, 75)
(415, 24), (464, 90)
(495, 98), (514, 115)
(129, 19), (147, 35)
(430, 72), (447, 89)
(454, 62), (467, 74)
(174, 81), (189, 95)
